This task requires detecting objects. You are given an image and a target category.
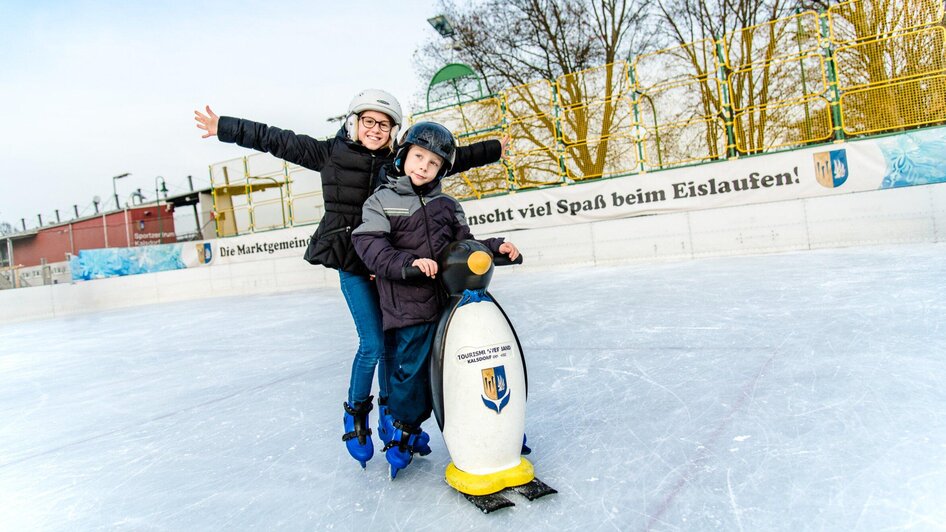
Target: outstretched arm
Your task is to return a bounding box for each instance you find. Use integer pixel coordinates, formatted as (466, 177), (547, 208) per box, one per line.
(195, 109), (331, 171)
(194, 105), (219, 138)
(449, 136), (504, 176)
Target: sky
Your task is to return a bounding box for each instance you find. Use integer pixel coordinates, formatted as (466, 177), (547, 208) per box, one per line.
(0, 0), (448, 230)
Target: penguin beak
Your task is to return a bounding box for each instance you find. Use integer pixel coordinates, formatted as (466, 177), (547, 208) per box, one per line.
(467, 251), (492, 275)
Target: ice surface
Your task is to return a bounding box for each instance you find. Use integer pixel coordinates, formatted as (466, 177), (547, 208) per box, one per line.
(2, 244), (945, 530)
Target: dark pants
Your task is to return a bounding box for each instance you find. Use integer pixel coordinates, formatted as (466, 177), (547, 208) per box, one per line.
(388, 322), (438, 427)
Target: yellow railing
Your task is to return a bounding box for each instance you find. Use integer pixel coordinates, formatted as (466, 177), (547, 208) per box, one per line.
(211, 0), (946, 233)
(407, 0), (946, 200)
(208, 154), (320, 237)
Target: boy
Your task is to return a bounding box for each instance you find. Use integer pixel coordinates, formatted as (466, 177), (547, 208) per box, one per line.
(351, 122), (519, 477)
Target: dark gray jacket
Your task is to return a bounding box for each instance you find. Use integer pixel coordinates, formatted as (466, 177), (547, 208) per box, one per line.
(351, 173), (504, 330)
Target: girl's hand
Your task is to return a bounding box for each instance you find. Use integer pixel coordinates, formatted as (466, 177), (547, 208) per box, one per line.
(194, 105), (220, 138)
(412, 258), (439, 278)
(499, 133), (511, 162)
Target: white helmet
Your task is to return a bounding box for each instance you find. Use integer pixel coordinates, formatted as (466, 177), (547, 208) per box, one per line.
(345, 89), (403, 147)
(347, 89), (402, 126)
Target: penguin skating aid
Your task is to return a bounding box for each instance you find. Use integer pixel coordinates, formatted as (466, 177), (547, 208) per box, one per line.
(405, 240), (556, 513)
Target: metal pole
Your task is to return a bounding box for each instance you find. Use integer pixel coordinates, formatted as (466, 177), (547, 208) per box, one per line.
(821, 13), (846, 141)
(7, 238), (17, 287)
(156, 186), (162, 245)
(6, 237), (15, 288)
(155, 176), (166, 245)
(124, 208), (131, 247)
(188, 175), (202, 239)
(212, 165), (222, 238)
(715, 37), (737, 158)
(282, 162), (294, 226)
(112, 172), (130, 211)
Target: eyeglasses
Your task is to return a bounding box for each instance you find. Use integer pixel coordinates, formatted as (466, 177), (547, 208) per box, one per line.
(359, 116), (393, 132)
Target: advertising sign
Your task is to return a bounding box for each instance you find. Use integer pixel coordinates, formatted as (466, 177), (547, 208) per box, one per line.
(463, 128), (946, 233)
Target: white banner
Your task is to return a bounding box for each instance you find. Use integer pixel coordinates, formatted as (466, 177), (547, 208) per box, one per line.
(462, 129), (946, 233)
(180, 226), (313, 268)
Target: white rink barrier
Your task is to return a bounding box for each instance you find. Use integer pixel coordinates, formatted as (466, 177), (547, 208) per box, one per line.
(2, 182), (945, 323)
(504, 181), (946, 268)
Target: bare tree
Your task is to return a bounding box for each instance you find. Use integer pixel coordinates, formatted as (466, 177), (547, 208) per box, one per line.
(419, 0), (653, 96)
(415, 0), (654, 189)
(641, 0), (809, 159)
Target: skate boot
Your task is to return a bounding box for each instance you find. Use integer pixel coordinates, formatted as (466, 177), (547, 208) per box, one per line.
(377, 396), (395, 445)
(521, 433), (532, 455)
(384, 421), (422, 479)
(342, 396), (374, 468)
(377, 397), (432, 456)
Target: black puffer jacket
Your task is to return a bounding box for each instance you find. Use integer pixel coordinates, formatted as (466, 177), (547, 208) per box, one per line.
(352, 170), (505, 330)
(217, 116), (501, 276)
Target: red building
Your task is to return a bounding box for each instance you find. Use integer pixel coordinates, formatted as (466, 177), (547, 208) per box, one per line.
(4, 204), (177, 268)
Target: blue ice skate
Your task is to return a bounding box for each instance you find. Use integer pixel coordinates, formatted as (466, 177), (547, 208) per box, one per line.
(377, 397), (431, 456)
(384, 421), (422, 479)
(342, 397), (374, 468)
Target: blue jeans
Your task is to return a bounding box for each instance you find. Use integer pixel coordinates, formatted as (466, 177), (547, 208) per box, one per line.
(338, 270), (393, 406)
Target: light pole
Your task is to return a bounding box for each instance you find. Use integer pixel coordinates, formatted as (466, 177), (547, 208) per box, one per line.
(427, 15), (456, 38)
(155, 176), (167, 244)
(112, 172), (131, 211)
(637, 92), (662, 168)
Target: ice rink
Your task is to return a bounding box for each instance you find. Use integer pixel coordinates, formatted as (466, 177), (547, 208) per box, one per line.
(2, 243), (945, 530)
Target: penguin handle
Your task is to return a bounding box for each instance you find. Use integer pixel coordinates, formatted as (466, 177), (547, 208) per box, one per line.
(401, 253), (523, 280)
(493, 254), (524, 266)
(401, 265), (425, 280)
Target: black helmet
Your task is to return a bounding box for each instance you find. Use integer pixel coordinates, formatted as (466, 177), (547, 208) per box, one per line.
(394, 122), (457, 178)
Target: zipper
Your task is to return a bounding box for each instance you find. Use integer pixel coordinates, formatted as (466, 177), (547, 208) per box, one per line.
(417, 192), (446, 307)
(367, 155), (376, 196)
(418, 193), (435, 261)
(321, 225), (351, 237)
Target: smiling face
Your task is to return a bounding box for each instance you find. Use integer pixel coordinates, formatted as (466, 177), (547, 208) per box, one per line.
(356, 110), (394, 151)
(403, 145), (445, 187)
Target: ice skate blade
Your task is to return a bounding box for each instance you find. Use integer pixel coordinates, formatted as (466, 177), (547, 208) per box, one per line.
(463, 492), (515, 513)
(510, 478), (557, 501)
